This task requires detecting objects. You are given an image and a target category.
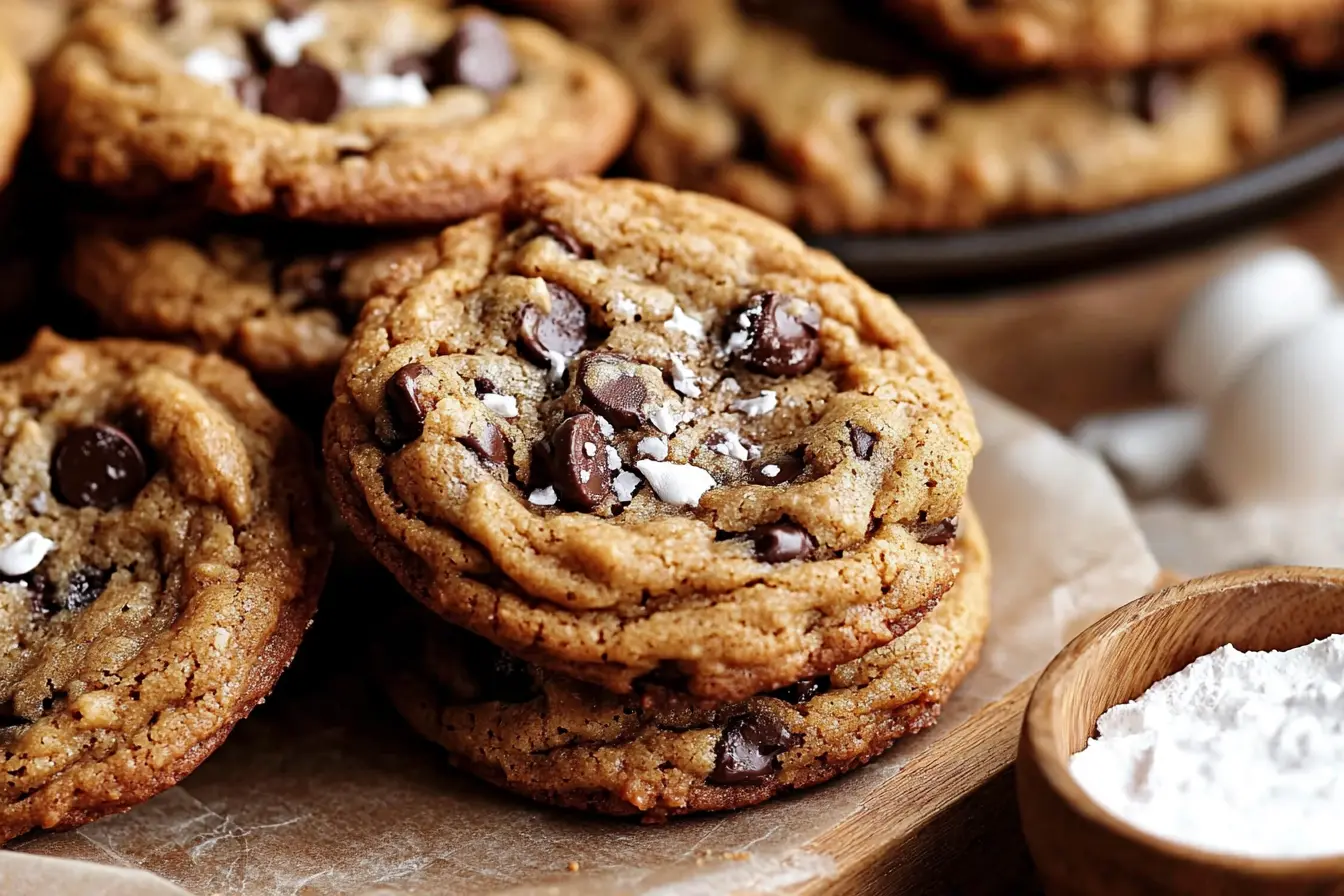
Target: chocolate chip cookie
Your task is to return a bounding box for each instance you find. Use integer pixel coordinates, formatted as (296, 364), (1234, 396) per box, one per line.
(0, 39), (31, 191)
(0, 0), (71, 67)
(65, 216), (438, 389)
(42, 1), (637, 224)
(325, 177), (979, 702)
(380, 504), (988, 820)
(0, 331), (330, 842)
(581, 0), (1283, 233)
(883, 0), (1344, 70)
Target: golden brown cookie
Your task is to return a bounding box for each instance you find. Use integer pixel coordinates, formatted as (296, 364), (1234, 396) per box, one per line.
(0, 0), (71, 67)
(325, 177), (979, 703)
(42, 0), (636, 224)
(0, 331), (330, 842)
(581, 0), (1283, 233)
(381, 505), (988, 820)
(0, 40), (31, 191)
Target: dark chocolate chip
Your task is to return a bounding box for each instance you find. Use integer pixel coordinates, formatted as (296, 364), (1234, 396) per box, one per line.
(578, 354), (647, 429)
(274, 0), (311, 21)
(386, 362), (432, 442)
(61, 567), (111, 613)
(52, 424), (148, 510)
(731, 291), (822, 377)
(848, 424), (877, 460)
(541, 222), (589, 258)
(770, 677), (831, 704)
(749, 452), (805, 486)
(155, 0), (181, 25)
(432, 13), (518, 92)
(460, 423), (510, 467)
(709, 713), (799, 785)
(526, 440), (554, 491)
(461, 633), (536, 703)
(295, 252), (348, 308)
(751, 522), (816, 563)
(517, 283), (588, 369)
(919, 517), (959, 546)
(1132, 70), (1183, 125)
(548, 414), (612, 510)
(262, 61), (342, 123)
(473, 377), (499, 397)
(242, 30), (272, 72)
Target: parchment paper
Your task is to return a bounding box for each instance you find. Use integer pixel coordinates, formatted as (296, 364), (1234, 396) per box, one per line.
(0, 385), (1159, 896)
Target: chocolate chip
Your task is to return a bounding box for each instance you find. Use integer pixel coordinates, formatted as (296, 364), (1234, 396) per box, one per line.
(849, 425), (877, 460)
(732, 291), (822, 377)
(542, 222), (589, 258)
(1132, 71), (1183, 124)
(432, 13), (517, 92)
(473, 377), (499, 397)
(461, 633), (536, 703)
(60, 567), (111, 613)
(460, 423), (510, 467)
(295, 253), (349, 309)
(517, 283), (588, 369)
(709, 713), (799, 785)
(386, 362), (432, 442)
(548, 414), (612, 510)
(919, 517), (959, 546)
(242, 30), (272, 73)
(390, 53), (432, 82)
(749, 452), (805, 486)
(770, 677), (830, 704)
(751, 522), (816, 563)
(53, 424), (148, 510)
(262, 61), (342, 123)
(274, 0), (311, 21)
(578, 354), (647, 429)
(155, 0), (181, 25)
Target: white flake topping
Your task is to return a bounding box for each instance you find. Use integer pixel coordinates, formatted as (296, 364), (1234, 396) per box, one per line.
(480, 393), (518, 418)
(730, 390), (778, 417)
(709, 430), (758, 462)
(527, 486), (557, 507)
(725, 310), (755, 354)
(543, 349), (569, 382)
(636, 460), (716, 507)
(665, 305), (705, 340)
(605, 446), (622, 471)
(613, 470), (642, 503)
(583, 441), (597, 458)
(637, 437), (669, 461)
(720, 377), (741, 395)
(0, 532), (54, 577)
(339, 71), (431, 109)
(261, 11), (325, 66)
(760, 464), (781, 479)
(649, 403), (683, 435)
(612, 295), (640, 319)
(183, 47), (249, 86)
(579, 470), (591, 483)
(595, 416), (615, 438)
(669, 354), (701, 398)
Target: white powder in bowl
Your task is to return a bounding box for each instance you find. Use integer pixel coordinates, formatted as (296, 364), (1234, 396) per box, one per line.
(1070, 635), (1344, 859)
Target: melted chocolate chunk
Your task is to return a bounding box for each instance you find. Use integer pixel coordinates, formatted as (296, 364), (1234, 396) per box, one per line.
(53, 424), (148, 510)
(385, 362), (432, 442)
(751, 522), (816, 563)
(294, 252), (349, 310)
(155, 0), (181, 25)
(748, 452), (805, 486)
(262, 61), (342, 123)
(919, 517), (959, 546)
(578, 354), (647, 429)
(460, 423), (510, 467)
(541, 222), (589, 258)
(770, 677), (831, 704)
(848, 424), (877, 460)
(709, 713), (799, 785)
(517, 283), (588, 368)
(461, 633), (537, 703)
(432, 13), (518, 92)
(1132, 70), (1183, 124)
(548, 414), (612, 510)
(60, 567), (111, 613)
(733, 291), (822, 377)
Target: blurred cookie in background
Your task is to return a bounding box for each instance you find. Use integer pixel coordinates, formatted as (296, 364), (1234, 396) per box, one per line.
(0, 0), (71, 67)
(580, 0), (1284, 233)
(1284, 20), (1344, 71)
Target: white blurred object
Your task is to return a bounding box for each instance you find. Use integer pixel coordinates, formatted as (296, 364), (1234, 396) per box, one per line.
(1139, 498), (1344, 576)
(1072, 407), (1207, 495)
(1161, 247), (1335, 404)
(1204, 310), (1344, 504)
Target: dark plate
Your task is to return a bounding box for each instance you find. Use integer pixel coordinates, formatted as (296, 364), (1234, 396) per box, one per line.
(811, 87), (1344, 292)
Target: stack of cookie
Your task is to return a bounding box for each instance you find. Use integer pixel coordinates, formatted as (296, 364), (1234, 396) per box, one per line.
(526, 0), (1342, 234)
(324, 176), (989, 819)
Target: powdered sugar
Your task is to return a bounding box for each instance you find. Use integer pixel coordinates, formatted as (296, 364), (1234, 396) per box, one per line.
(1071, 636), (1344, 859)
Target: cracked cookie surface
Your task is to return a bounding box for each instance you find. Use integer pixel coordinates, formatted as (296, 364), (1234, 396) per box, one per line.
(380, 505), (988, 820)
(580, 0), (1283, 233)
(325, 177), (978, 702)
(42, 0), (636, 224)
(0, 331), (330, 842)
(66, 215), (438, 390)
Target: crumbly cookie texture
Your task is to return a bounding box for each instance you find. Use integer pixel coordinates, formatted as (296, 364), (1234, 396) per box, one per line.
(580, 0), (1283, 233)
(0, 331), (330, 842)
(381, 505), (988, 821)
(0, 40), (31, 191)
(326, 177), (978, 702)
(66, 218), (439, 388)
(0, 0), (71, 67)
(41, 0), (636, 224)
(884, 0), (1344, 70)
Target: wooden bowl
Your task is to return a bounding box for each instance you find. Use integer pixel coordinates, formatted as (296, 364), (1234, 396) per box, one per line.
(1017, 566), (1344, 895)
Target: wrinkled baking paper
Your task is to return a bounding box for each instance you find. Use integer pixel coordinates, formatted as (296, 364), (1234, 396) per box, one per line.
(1, 385), (1159, 896)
